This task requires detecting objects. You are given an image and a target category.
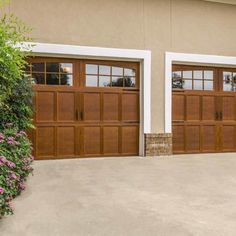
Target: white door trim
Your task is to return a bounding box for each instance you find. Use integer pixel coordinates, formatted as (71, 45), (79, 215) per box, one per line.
(165, 52), (236, 133)
(23, 42), (152, 156)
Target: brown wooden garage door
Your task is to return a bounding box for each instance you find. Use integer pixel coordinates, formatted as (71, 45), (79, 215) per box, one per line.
(27, 57), (139, 160)
(172, 65), (236, 154)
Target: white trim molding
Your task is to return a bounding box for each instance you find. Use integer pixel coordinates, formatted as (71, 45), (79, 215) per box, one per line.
(165, 52), (236, 133)
(22, 42), (152, 155)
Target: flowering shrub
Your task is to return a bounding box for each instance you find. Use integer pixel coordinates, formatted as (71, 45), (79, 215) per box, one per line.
(0, 125), (34, 217)
(0, 4), (34, 218)
(0, 5), (34, 218)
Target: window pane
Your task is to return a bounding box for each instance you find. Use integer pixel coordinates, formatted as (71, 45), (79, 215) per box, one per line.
(172, 71), (181, 79)
(86, 75), (98, 87)
(233, 73), (236, 85)
(46, 73), (59, 85)
(223, 72), (234, 91)
(194, 80), (203, 90)
(32, 63), (44, 72)
(46, 63), (59, 73)
(124, 77), (135, 87)
(204, 81), (213, 90)
(204, 70), (213, 80)
(172, 71), (183, 89)
(183, 71), (192, 79)
(193, 70), (203, 79)
(99, 76), (110, 87)
(86, 64), (98, 74)
(124, 68), (135, 76)
(223, 82), (233, 91)
(112, 67), (123, 76)
(60, 74), (73, 86)
(172, 79), (184, 89)
(60, 63), (73, 73)
(32, 73), (45, 84)
(99, 65), (110, 75)
(223, 72), (232, 82)
(112, 76), (123, 87)
(183, 80), (192, 90)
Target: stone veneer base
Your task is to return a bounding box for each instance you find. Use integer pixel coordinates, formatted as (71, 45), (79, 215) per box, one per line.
(145, 133), (172, 156)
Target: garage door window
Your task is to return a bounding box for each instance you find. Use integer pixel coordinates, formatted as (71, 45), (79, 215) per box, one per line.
(26, 62), (73, 86)
(85, 64), (136, 88)
(172, 69), (213, 91)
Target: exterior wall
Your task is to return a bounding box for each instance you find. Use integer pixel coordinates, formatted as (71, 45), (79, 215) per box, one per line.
(5, 0), (236, 134)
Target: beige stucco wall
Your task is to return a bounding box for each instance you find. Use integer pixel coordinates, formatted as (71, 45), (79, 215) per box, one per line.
(5, 0), (236, 133)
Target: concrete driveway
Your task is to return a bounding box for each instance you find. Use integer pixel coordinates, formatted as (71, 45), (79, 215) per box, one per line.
(1, 153), (236, 236)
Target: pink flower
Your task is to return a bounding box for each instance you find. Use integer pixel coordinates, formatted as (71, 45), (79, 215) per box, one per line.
(6, 196), (13, 201)
(6, 201), (13, 209)
(7, 137), (15, 141)
(10, 172), (19, 181)
(23, 156), (34, 164)
(19, 182), (26, 190)
(6, 160), (16, 169)
(0, 133), (5, 140)
(0, 156), (7, 164)
(0, 156), (16, 168)
(6, 137), (20, 145)
(0, 187), (5, 194)
(22, 166), (33, 172)
(7, 140), (15, 145)
(19, 131), (27, 136)
(16, 131), (26, 138)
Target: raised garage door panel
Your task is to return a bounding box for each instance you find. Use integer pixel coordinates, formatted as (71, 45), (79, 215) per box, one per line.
(103, 126), (119, 154)
(58, 92), (75, 122)
(186, 126), (200, 152)
(172, 94), (185, 121)
(186, 95), (200, 121)
(202, 125), (217, 152)
(172, 125), (185, 153)
(57, 127), (76, 157)
(103, 93), (119, 121)
(122, 93), (139, 121)
(221, 125), (235, 151)
(122, 126), (139, 155)
(82, 127), (101, 156)
(36, 92), (55, 122)
(222, 96), (235, 121)
(83, 93), (101, 121)
(37, 127), (55, 157)
(202, 96), (216, 121)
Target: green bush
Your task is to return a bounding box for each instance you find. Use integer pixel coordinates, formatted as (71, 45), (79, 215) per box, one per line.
(0, 14), (33, 130)
(0, 12), (34, 217)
